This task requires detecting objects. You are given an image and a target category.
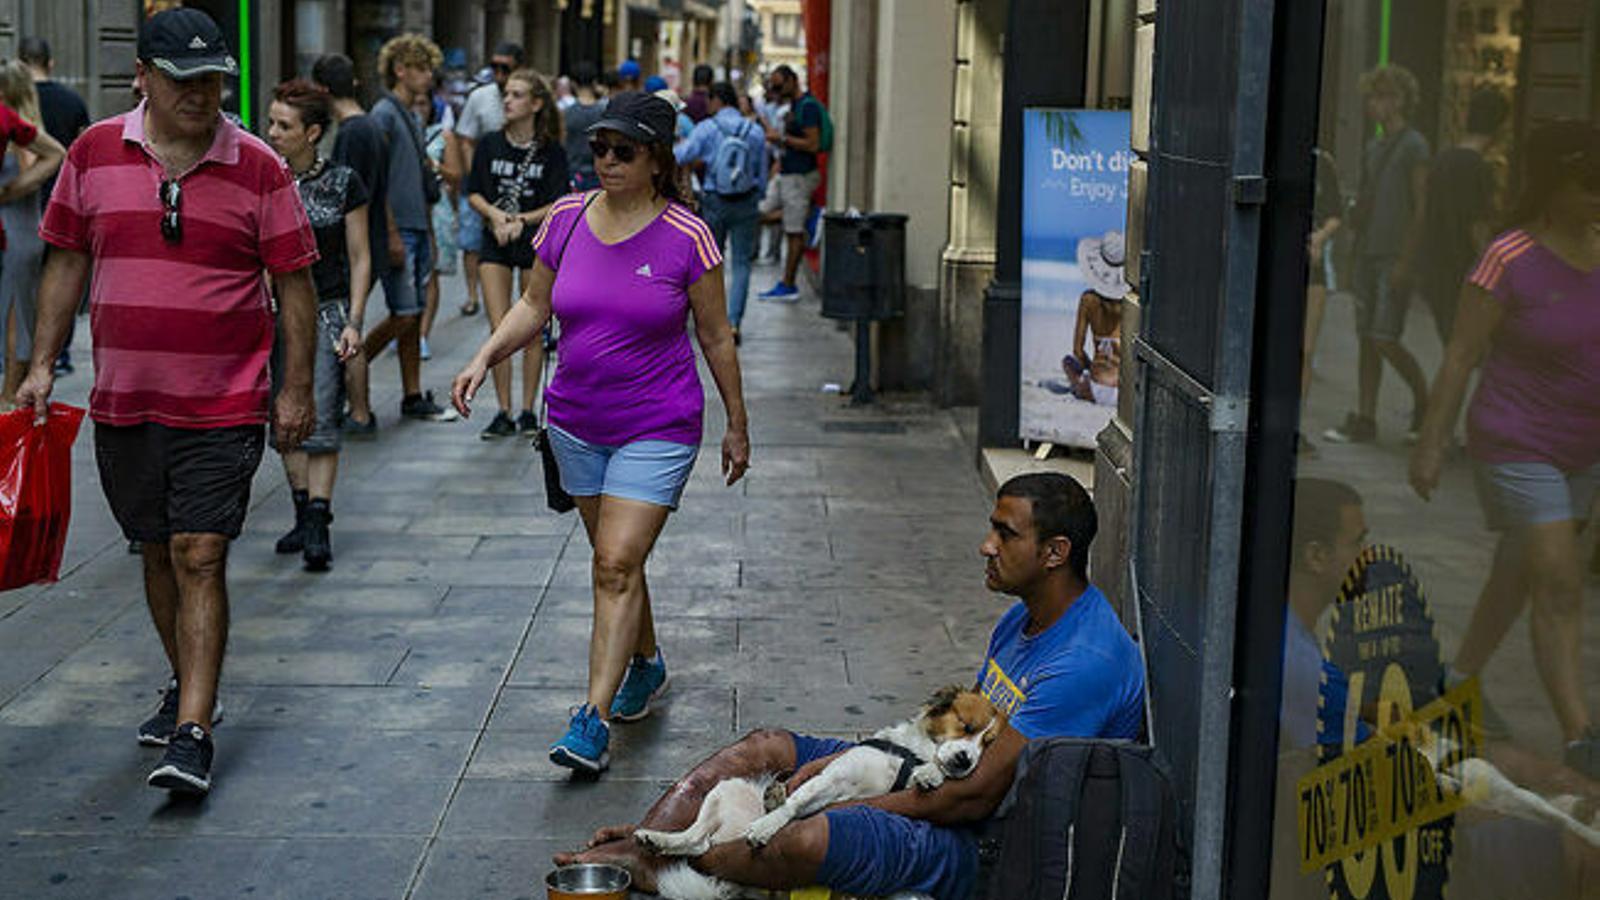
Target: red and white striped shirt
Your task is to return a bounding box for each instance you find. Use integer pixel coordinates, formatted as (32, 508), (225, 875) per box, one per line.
(40, 102), (317, 428)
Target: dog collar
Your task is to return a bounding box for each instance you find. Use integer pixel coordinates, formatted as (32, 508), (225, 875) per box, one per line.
(860, 738), (927, 792)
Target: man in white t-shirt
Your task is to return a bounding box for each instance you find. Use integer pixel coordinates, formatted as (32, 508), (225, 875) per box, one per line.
(443, 41), (522, 316)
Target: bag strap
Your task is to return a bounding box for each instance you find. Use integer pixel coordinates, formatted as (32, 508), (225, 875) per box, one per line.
(538, 191), (601, 427)
(383, 95), (436, 191)
(1111, 749), (1165, 900)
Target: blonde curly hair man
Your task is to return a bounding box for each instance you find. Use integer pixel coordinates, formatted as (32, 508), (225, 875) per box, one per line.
(377, 33), (443, 90)
(358, 31), (455, 426)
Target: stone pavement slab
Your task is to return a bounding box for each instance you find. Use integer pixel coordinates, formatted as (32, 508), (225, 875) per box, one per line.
(0, 260), (1000, 898)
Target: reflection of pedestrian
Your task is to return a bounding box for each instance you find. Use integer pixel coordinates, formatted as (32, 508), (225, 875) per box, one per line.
(451, 93), (750, 776)
(1297, 148), (1343, 457)
(1061, 230), (1125, 406)
(1410, 121), (1600, 780)
(1417, 89), (1508, 345)
(1325, 65), (1431, 445)
(18, 8), (320, 795)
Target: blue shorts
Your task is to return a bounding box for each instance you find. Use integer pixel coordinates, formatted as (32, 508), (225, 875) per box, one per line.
(546, 423), (698, 510)
(458, 195), (484, 254)
(789, 732), (980, 900)
(378, 227), (431, 317)
(1474, 460), (1600, 530)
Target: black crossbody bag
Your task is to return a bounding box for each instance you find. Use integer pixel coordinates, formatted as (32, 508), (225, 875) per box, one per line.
(534, 192), (599, 514)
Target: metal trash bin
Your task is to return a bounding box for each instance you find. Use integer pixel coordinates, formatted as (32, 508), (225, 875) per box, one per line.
(822, 212), (908, 321)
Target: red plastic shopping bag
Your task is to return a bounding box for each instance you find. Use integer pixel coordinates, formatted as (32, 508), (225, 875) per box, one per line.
(0, 403), (86, 590)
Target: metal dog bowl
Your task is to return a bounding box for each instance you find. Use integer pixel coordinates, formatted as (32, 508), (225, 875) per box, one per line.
(546, 863), (631, 900)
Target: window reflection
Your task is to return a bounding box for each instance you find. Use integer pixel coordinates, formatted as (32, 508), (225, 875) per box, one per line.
(1275, 0), (1598, 896)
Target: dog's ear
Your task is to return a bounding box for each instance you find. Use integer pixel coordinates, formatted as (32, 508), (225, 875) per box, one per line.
(923, 685), (964, 716)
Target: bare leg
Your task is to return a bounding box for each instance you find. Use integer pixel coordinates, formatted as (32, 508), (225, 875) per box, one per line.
(693, 814), (829, 891)
(306, 453), (338, 501)
(345, 349), (373, 423)
(142, 542), (181, 674)
(1523, 520), (1590, 740)
(1300, 284), (1327, 403)
(168, 533), (231, 730)
(421, 271), (440, 341)
(461, 251), (481, 313)
(1374, 338), (1428, 417)
(396, 315), (423, 396)
(554, 729), (802, 880)
(782, 232), (805, 287)
(1356, 336), (1381, 420)
(479, 263), (516, 413)
(586, 497), (672, 714)
(280, 450), (309, 492)
(1451, 533), (1528, 676)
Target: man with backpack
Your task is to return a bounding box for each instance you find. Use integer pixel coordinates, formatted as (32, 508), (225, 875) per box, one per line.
(676, 81), (766, 341)
(555, 473), (1146, 899)
(757, 64), (830, 301)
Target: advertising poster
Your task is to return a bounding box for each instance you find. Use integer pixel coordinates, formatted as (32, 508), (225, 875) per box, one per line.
(1018, 109), (1132, 448)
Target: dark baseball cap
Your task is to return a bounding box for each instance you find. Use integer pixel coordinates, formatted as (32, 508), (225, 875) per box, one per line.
(138, 8), (237, 80)
(587, 91), (677, 146)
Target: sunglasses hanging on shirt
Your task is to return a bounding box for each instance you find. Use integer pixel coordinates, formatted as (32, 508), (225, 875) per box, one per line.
(158, 179), (182, 243)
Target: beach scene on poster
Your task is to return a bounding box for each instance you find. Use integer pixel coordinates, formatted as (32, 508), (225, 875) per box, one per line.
(1019, 108), (1132, 448)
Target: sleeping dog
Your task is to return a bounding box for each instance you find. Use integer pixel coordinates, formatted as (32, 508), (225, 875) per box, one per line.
(635, 686), (1009, 900)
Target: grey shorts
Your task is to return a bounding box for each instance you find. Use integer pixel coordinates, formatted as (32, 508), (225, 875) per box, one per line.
(271, 300), (348, 455)
(1474, 460), (1600, 531)
(377, 227), (431, 318)
(1353, 255), (1409, 341)
(760, 170), (821, 234)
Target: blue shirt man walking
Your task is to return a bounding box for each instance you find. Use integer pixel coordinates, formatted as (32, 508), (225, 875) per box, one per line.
(676, 81), (766, 342)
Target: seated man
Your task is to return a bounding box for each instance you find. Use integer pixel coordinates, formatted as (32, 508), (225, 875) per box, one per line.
(556, 472), (1147, 899)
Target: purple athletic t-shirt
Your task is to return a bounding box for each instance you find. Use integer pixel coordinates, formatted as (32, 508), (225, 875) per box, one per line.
(1464, 229), (1600, 472)
(532, 192), (722, 446)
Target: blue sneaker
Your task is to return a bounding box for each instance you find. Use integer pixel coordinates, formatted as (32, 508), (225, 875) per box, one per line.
(758, 282), (799, 302)
(610, 651), (670, 723)
(549, 704), (610, 773)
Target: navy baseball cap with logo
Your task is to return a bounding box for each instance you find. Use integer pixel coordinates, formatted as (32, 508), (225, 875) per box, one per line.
(138, 8), (238, 80)
(587, 91), (677, 146)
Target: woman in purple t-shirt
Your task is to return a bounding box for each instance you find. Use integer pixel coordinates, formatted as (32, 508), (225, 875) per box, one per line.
(1411, 122), (1600, 777)
(452, 92), (750, 776)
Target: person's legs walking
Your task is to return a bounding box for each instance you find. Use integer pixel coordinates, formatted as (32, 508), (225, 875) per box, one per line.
(479, 262), (517, 416)
(168, 532), (230, 732)
(726, 197), (760, 331)
(1523, 518), (1589, 741)
(585, 496), (673, 714)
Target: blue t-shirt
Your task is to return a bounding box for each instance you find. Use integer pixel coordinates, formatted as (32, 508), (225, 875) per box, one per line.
(977, 586), (1145, 740)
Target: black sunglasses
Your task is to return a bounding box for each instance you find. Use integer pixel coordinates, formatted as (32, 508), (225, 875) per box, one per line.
(588, 138), (640, 164)
(493, 62), (514, 74)
(158, 178), (181, 242)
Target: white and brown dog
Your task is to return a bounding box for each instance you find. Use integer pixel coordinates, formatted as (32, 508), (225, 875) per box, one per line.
(636, 686), (1009, 900)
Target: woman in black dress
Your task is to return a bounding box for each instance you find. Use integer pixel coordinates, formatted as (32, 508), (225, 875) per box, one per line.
(466, 68), (569, 438)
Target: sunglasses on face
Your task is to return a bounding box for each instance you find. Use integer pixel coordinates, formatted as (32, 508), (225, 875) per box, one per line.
(588, 138), (641, 163)
(158, 178), (181, 242)
(493, 62), (514, 74)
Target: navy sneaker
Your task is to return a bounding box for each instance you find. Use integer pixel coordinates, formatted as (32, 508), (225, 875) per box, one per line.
(137, 678), (223, 746)
(549, 704), (610, 774)
(147, 722), (214, 795)
(610, 651), (670, 723)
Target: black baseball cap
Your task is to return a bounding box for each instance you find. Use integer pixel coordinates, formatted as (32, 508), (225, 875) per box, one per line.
(138, 8), (237, 80)
(587, 91), (677, 146)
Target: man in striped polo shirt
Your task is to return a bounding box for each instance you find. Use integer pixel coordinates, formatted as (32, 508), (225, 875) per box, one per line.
(17, 8), (320, 796)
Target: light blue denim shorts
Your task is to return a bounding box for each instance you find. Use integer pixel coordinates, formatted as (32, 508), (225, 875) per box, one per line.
(1474, 460), (1600, 530)
(546, 423), (699, 510)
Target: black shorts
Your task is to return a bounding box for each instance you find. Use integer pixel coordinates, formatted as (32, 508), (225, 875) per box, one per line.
(94, 423), (265, 542)
(478, 223), (536, 271)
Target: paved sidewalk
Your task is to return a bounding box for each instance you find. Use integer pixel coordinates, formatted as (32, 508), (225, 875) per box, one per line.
(0, 259), (1002, 898)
